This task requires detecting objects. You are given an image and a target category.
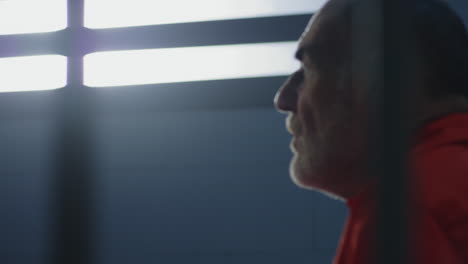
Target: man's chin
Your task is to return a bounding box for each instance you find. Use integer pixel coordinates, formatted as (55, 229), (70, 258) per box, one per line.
(289, 157), (315, 190)
(288, 158), (343, 200)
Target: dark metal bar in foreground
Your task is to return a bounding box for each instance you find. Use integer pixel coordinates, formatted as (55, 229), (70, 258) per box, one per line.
(52, 1), (96, 263)
(377, 0), (414, 263)
(353, 0), (413, 263)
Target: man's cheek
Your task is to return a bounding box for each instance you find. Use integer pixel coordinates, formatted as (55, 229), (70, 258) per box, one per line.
(299, 100), (316, 132)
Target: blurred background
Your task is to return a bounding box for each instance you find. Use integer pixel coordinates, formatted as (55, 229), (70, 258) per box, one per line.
(0, 0), (467, 263)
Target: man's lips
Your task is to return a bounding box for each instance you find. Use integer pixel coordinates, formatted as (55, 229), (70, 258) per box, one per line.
(290, 135), (301, 152)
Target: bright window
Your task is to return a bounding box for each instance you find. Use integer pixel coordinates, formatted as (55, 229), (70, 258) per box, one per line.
(0, 0), (67, 35)
(0, 55), (67, 93)
(84, 0), (325, 29)
(84, 42), (298, 87)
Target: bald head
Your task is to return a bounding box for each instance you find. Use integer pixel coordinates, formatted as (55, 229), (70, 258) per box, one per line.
(296, 0), (354, 74)
(275, 0), (468, 198)
(299, 0), (468, 99)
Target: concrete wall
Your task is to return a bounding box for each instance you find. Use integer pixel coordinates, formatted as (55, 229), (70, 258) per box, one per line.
(1, 108), (347, 264)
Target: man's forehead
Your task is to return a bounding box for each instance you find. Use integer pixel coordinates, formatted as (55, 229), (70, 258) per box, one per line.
(297, 0), (349, 54)
(298, 8), (323, 50)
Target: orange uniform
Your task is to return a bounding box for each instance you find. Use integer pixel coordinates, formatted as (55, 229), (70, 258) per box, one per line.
(334, 113), (468, 264)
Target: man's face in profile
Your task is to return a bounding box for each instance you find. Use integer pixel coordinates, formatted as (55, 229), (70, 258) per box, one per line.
(274, 0), (370, 198)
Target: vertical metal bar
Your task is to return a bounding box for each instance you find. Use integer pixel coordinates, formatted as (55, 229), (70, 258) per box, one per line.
(52, 0), (96, 263)
(377, 0), (414, 263)
(353, 0), (414, 263)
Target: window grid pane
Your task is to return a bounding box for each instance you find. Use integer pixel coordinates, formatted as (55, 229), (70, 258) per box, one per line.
(0, 55), (67, 93)
(84, 0), (325, 29)
(0, 0), (67, 35)
(84, 42), (299, 87)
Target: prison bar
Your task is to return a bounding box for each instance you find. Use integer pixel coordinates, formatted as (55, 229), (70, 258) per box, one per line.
(377, 0), (413, 263)
(351, 0), (412, 263)
(51, 0), (96, 263)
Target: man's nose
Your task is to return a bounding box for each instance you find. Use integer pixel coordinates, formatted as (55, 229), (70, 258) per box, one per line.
(274, 75), (298, 113)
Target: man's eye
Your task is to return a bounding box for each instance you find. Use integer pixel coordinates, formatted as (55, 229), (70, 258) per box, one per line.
(303, 65), (315, 79)
(302, 60), (315, 74)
